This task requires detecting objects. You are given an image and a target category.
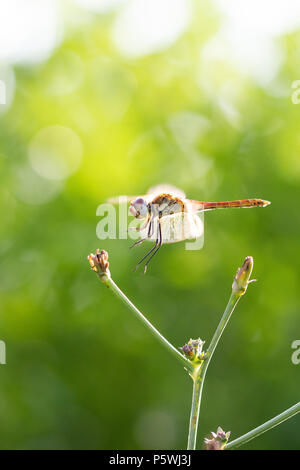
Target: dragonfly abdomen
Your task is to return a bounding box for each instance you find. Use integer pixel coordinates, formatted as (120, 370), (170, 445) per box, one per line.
(192, 198), (271, 211)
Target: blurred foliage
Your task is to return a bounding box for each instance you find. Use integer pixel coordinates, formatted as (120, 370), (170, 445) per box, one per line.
(0, 0), (299, 449)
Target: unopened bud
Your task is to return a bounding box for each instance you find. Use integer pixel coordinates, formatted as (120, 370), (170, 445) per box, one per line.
(88, 249), (110, 282)
(204, 426), (231, 450)
(180, 338), (205, 363)
(232, 256), (254, 297)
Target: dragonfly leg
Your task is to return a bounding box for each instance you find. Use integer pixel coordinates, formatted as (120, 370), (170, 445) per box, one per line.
(130, 238), (146, 249)
(143, 220), (162, 274)
(129, 221), (153, 249)
(132, 221), (159, 272)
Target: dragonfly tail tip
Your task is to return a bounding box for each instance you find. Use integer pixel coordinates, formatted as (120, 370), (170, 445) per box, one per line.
(262, 199), (271, 207)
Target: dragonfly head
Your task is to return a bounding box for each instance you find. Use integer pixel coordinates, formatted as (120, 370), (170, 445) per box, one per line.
(130, 197), (148, 219)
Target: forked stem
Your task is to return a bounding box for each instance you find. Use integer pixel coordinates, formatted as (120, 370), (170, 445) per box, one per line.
(187, 293), (241, 449)
(89, 252), (295, 451)
(187, 256), (254, 450)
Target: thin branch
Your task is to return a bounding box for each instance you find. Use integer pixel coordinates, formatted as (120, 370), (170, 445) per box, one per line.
(88, 250), (193, 373)
(187, 256), (254, 450)
(187, 365), (203, 450)
(187, 293), (241, 449)
(226, 402), (300, 449)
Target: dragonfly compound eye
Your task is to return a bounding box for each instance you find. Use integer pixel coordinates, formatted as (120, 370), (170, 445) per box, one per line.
(131, 198), (148, 219)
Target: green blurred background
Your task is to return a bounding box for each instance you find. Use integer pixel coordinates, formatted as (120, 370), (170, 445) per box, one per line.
(0, 0), (299, 449)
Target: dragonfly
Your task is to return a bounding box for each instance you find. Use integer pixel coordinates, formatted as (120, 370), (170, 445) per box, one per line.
(109, 185), (271, 274)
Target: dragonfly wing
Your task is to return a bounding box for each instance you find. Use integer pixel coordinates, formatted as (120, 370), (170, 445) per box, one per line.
(146, 184), (186, 199)
(140, 212), (203, 244)
(185, 199), (205, 213)
(108, 185), (186, 204)
(107, 194), (150, 204)
(107, 195), (133, 204)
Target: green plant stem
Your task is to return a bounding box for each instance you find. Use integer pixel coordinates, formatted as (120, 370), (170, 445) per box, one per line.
(101, 275), (194, 373)
(187, 365), (203, 450)
(226, 402), (300, 449)
(187, 292), (241, 450)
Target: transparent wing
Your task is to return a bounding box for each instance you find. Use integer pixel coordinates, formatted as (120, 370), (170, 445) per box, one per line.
(146, 184), (186, 199)
(107, 194), (148, 204)
(139, 212), (203, 244)
(185, 199), (205, 213)
(108, 184), (186, 205)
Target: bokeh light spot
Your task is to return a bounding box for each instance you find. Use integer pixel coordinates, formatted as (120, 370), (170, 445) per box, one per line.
(29, 125), (83, 181)
(0, 65), (16, 115)
(112, 0), (192, 58)
(215, 0), (300, 37)
(13, 165), (63, 205)
(73, 0), (126, 13)
(0, 0), (62, 65)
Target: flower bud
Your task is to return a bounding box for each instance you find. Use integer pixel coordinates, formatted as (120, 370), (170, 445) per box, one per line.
(204, 426), (231, 450)
(232, 256), (254, 297)
(180, 338), (205, 363)
(88, 249), (110, 282)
